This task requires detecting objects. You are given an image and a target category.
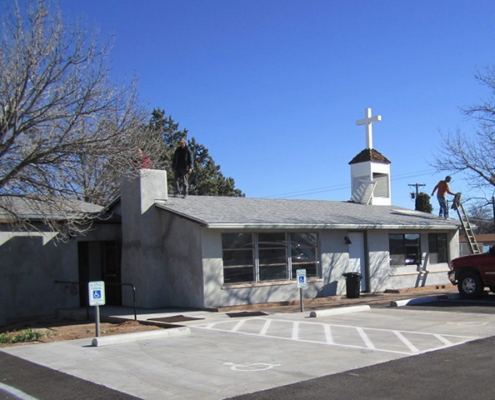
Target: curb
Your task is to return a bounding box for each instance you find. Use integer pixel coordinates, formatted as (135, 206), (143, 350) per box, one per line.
(91, 326), (191, 347)
(390, 296), (443, 307)
(309, 305), (371, 318)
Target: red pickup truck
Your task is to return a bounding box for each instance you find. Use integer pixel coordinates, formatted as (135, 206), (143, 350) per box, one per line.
(448, 246), (495, 298)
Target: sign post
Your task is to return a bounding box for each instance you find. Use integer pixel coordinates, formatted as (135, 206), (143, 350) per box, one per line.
(88, 281), (106, 337)
(296, 269), (307, 313)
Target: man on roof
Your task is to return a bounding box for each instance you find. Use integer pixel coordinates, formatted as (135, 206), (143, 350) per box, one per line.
(431, 175), (455, 219)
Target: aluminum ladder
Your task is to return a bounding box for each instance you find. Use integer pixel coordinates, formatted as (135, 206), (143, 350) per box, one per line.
(452, 193), (481, 254)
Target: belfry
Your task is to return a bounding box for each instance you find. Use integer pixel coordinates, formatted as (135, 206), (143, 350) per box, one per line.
(349, 108), (391, 206)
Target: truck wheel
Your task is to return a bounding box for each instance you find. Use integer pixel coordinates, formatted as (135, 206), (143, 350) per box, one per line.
(458, 272), (483, 299)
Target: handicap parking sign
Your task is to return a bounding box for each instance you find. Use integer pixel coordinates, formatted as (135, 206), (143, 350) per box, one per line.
(296, 269), (307, 288)
(88, 281), (106, 306)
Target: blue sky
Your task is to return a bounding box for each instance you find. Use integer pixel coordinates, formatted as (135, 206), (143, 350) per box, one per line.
(54, 0), (495, 211)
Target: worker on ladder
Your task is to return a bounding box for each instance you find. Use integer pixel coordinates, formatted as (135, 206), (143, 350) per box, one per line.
(431, 176), (455, 219)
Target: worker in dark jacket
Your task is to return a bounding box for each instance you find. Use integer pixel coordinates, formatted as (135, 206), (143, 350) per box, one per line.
(172, 138), (193, 198)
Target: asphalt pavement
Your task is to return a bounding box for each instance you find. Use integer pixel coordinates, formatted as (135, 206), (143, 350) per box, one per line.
(2, 285), (495, 400)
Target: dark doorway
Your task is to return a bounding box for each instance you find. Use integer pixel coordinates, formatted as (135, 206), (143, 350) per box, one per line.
(78, 241), (122, 306)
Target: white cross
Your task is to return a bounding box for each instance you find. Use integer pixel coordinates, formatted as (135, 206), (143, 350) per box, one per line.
(356, 108), (382, 149)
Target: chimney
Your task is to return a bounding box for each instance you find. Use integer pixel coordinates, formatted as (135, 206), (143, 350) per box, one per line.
(120, 169), (168, 307)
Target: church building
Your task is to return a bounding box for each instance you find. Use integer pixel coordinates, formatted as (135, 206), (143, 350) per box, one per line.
(0, 108), (461, 325)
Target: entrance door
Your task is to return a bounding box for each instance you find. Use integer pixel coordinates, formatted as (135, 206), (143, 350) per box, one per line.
(78, 241), (122, 306)
(348, 232), (367, 292)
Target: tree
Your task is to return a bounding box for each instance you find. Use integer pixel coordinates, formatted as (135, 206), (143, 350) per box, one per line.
(468, 203), (494, 234)
(0, 0), (156, 237)
(433, 67), (495, 202)
(148, 108), (244, 197)
(415, 192), (433, 213)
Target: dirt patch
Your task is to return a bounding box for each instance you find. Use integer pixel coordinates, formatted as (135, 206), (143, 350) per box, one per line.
(0, 319), (164, 348)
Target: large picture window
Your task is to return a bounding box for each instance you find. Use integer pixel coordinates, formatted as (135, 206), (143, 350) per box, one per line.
(428, 233), (448, 263)
(222, 232), (319, 284)
(389, 234), (421, 266)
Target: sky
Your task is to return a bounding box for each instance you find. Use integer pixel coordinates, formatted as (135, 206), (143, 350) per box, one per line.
(36, 1), (495, 211)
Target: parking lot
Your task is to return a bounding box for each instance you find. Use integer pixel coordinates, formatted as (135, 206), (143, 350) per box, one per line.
(3, 298), (495, 400)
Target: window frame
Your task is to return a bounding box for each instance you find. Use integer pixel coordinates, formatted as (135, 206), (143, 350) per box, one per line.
(389, 233), (422, 266)
(222, 232), (320, 285)
(428, 233), (448, 264)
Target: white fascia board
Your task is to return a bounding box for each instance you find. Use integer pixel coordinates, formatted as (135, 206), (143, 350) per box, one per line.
(205, 223), (460, 230)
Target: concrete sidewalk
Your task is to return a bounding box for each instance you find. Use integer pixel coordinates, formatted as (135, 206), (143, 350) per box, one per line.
(61, 284), (459, 327)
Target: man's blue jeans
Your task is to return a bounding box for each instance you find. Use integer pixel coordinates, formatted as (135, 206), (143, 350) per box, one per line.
(437, 195), (448, 218)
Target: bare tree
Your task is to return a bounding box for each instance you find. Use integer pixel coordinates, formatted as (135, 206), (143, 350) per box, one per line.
(0, 0), (164, 238)
(433, 67), (495, 203)
(468, 203), (494, 234)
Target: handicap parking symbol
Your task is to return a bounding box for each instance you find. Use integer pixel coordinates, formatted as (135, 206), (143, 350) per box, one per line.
(88, 281), (105, 306)
(296, 269), (306, 288)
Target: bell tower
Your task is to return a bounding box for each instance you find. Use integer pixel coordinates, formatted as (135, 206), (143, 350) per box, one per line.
(349, 108), (391, 206)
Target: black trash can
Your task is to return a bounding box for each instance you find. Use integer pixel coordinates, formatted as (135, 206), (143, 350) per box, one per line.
(343, 272), (362, 299)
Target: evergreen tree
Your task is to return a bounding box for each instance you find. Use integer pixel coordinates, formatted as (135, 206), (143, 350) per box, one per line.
(415, 192), (433, 213)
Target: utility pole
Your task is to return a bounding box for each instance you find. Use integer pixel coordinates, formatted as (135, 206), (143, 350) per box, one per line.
(408, 183), (426, 199)
(492, 196), (495, 232)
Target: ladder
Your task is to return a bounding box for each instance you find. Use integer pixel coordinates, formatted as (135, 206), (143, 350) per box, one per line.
(452, 193), (481, 254)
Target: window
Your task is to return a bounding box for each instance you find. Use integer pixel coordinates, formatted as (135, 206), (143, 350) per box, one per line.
(389, 234), (421, 266)
(290, 233), (319, 278)
(428, 233), (448, 263)
(372, 172), (389, 198)
(258, 233), (287, 281)
(222, 233), (254, 283)
(222, 232), (319, 284)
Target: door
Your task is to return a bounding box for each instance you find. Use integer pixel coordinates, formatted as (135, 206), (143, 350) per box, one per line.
(348, 232), (367, 292)
(101, 241), (122, 305)
(78, 241), (122, 306)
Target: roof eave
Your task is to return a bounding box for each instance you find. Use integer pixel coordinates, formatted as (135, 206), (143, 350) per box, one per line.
(154, 202), (208, 226)
(205, 223), (461, 230)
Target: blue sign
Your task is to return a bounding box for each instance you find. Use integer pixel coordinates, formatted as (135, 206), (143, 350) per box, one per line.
(296, 269), (307, 288)
(88, 281), (106, 306)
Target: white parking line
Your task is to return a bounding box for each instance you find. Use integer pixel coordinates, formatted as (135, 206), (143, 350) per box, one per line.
(393, 330), (419, 353)
(434, 333), (454, 346)
(0, 383), (39, 400)
(232, 319), (246, 332)
(356, 327), (375, 350)
(259, 319), (271, 336)
(193, 317), (478, 356)
(292, 322), (299, 340)
(324, 324), (333, 344)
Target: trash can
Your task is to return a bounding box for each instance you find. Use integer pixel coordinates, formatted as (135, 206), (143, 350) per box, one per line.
(342, 272), (362, 299)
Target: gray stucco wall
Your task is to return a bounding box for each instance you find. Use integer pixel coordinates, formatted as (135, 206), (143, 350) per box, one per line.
(367, 230), (455, 292)
(120, 169), (170, 308)
(160, 212), (204, 308)
(197, 227), (458, 308)
(200, 229), (351, 308)
(0, 235), (78, 326)
(0, 223), (120, 326)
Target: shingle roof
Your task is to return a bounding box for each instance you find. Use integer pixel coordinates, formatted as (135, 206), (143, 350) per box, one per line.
(155, 196), (460, 230)
(349, 148), (391, 164)
(0, 196), (104, 221)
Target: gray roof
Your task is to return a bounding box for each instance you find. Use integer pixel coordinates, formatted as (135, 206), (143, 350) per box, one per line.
(155, 196), (461, 230)
(0, 196), (104, 221)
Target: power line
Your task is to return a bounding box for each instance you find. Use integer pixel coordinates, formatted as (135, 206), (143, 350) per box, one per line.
(264, 169), (437, 199)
